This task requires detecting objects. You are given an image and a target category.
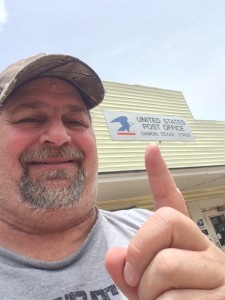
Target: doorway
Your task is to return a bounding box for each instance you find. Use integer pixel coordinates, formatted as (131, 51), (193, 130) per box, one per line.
(204, 210), (225, 251)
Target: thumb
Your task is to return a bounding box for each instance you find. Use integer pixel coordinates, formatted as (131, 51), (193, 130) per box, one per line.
(105, 247), (138, 300)
(145, 143), (189, 216)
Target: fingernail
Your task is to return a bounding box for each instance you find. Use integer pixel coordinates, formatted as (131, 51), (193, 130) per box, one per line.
(123, 262), (137, 287)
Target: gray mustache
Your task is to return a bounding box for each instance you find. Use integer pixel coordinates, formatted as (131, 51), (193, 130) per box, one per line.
(21, 145), (84, 166)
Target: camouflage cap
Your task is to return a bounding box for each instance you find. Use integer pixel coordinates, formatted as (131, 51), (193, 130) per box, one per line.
(0, 53), (105, 109)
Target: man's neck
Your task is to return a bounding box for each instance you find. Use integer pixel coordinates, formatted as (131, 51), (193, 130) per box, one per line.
(0, 207), (97, 262)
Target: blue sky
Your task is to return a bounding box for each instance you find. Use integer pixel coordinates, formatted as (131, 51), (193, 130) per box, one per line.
(1, 0), (225, 121)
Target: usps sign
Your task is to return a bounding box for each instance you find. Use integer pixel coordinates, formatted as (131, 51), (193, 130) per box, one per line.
(104, 111), (195, 142)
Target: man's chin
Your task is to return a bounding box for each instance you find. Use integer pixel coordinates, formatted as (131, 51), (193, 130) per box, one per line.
(37, 177), (72, 188)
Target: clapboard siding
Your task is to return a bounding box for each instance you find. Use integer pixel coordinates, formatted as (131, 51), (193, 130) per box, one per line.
(91, 81), (225, 173)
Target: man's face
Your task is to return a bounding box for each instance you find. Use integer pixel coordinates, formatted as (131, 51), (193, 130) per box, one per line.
(0, 77), (98, 211)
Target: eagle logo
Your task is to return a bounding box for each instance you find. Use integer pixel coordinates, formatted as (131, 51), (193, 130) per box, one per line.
(111, 116), (136, 135)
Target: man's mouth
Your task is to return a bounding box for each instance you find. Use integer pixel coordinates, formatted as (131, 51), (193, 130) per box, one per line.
(26, 159), (79, 173)
(30, 159), (75, 165)
(21, 145), (84, 168)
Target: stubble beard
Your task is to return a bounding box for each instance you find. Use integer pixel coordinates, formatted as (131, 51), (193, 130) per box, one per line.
(19, 146), (87, 210)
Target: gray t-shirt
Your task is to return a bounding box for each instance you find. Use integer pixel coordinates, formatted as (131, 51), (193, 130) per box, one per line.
(0, 208), (152, 300)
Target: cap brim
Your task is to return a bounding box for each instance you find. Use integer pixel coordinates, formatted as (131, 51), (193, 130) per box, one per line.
(0, 53), (105, 109)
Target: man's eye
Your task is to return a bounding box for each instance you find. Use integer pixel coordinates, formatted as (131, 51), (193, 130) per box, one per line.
(67, 120), (87, 127)
(16, 118), (42, 124)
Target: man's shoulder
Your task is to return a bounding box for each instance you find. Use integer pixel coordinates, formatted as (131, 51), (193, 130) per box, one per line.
(97, 208), (153, 247)
(99, 207), (152, 228)
(101, 207), (151, 217)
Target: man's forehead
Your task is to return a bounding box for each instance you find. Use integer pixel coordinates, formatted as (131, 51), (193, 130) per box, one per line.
(4, 76), (88, 109)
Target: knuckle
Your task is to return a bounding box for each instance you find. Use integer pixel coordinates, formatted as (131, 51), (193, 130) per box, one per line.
(154, 207), (178, 228)
(153, 249), (178, 280)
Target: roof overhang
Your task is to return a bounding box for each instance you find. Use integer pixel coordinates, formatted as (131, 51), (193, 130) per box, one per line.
(97, 165), (225, 202)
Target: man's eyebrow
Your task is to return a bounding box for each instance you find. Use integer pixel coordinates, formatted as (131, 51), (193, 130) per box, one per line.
(66, 104), (89, 114)
(9, 102), (44, 114)
(9, 101), (88, 115)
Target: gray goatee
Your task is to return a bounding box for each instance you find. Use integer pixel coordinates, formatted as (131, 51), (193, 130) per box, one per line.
(20, 145), (87, 210)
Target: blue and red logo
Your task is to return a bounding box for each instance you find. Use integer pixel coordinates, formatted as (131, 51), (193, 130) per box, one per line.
(111, 116), (136, 136)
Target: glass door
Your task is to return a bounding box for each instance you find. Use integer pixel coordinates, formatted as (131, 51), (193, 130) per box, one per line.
(203, 210), (225, 252)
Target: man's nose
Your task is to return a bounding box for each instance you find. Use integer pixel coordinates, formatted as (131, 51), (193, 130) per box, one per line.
(39, 121), (72, 146)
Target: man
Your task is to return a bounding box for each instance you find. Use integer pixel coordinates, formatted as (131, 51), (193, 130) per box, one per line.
(0, 53), (224, 300)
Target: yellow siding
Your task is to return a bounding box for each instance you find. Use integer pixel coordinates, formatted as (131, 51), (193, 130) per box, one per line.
(91, 81), (225, 172)
(97, 186), (225, 211)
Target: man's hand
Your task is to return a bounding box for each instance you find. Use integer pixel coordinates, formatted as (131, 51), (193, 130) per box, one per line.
(105, 144), (225, 299)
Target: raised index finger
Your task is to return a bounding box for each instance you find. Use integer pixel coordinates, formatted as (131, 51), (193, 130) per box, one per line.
(145, 143), (189, 215)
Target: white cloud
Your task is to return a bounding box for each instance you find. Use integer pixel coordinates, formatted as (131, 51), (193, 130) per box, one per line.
(0, 0), (8, 31)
